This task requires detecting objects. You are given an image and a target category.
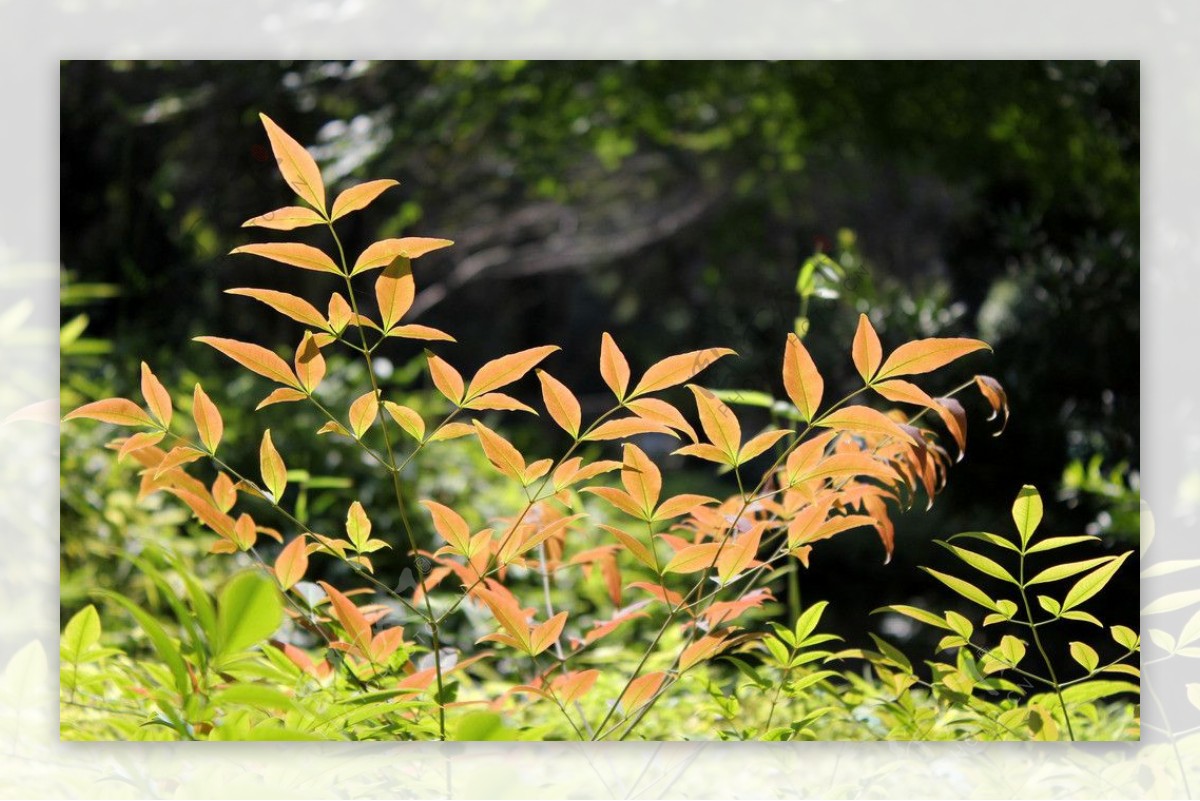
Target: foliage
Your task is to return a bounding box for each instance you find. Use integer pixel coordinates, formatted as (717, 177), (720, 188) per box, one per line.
(60, 115), (1135, 741)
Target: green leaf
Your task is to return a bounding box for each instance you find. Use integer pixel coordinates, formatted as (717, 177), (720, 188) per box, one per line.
(97, 590), (190, 696)
(921, 568), (1001, 612)
(948, 530), (1020, 552)
(1061, 610), (1103, 626)
(1069, 641), (1099, 673)
(61, 604), (101, 665)
(1026, 556), (1117, 587)
(211, 683), (297, 711)
(1011, 485), (1043, 548)
(1037, 595), (1061, 616)
(1025, 535), (1099, 554)
(1110, 625), (1140, 651)
(874, 605), (952, 631)
(868, 634), (912, 673)
(216, 571), (283, 661)
(1055, 680), (1139, 706)
(936, 542), (1017, 584)
(453, 711), (516, 741)
(793, 601), (830, 642)
(998, 635), (1026, 666)
(944, 610), (974, 640)
(1062, 551), (1131, 611)
(763, 636), (791, 666)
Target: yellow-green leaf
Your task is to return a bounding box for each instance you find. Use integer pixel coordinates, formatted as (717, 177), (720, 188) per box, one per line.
(1012, 485), (1043, 547)
(346, 501), (372, 551)
(1070, 641), (1099, 673)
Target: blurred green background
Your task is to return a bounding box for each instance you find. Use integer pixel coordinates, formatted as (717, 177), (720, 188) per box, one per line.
(59, 60), (1139, 672)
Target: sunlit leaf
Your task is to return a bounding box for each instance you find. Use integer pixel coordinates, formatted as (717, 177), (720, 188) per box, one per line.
(139, 362), (172, 428)
(387, 324), (456, 342)
(687, 384), (741, 459)
(583, 417), (678, 441)
(383, 401), (426, 442)
(348, 391), (379, 439)
(259, 113), (326, 213)
(817, 405), (915, 445)
(375, 257), (414, 331)
(1027, 556), (1116, 587)
(530, 611), (568, 656)
(599, 331), (631, 400)
(1070, 641), (1099, 673)
(230, 242), (341, 275)
(738, 429), (791, 464)
(317, 581), (373, 655)
(1011, 485), (1043, 548)
(195, 336), (301, 389)
(1063, 551), (1131, 611)
(345, 501), (372, 551)
(664, 542), (724, 574)
(974, 375), (1010, 435)
(631, 347), (736, 398)
(936, 542), (1017, 584)
(601, 525), (657, 570)
(256, 387), (307, 410)
(852, 313), (883, 383)
(680, 634), (730, 671)
(626, 397), (698, 442)
(621, 671), (665, 712)
(225, 288), (329, 330)
(63, 398), (154, 428)
(117, 431), (165, 462)
(259, 429), (287, 501)
(467, 345), (560, 399)
(330, 179), (399, 221)
(874, 604), (952, 631)
(275, 535), (309, 590)
(921, 568), (1001, 612)
(242, 205), (326, 230)
(876, 337), (991, 381)
(421, 500), (472, 554)
(427, 353), (465, 405)
(783, 333), (823, 422)
(537, 370), (582, 438)
(716, 523), (764, 582)
(472, 420), (526, 482)
(463, 393), (537, 414)
(351, 237), (454, 275)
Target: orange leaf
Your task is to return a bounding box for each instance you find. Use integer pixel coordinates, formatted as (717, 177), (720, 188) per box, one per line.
(427, 353), (465, 404)
(664, 542), (724, 574)
(351, 237), (454, 275)
(259, 429), (287, 501)
(167, 487), (236, 541)
(241, 205), (325, 230)
(117, 431), (165, 462)
(421, 500), (472, 554)
(716, 523), (764, 582)
(874, 379), (967, 456)
(599, 332), (631, 400)
(290, 332), (325, 393)
(530, 611), (568, 656)
(330, 179), (399, 221)
(738, 428), (791, 464)
(583, 417), (679, 441)
(680, 634), (730, 672)
(231, 513), (257, 550)
(817, 405), (916, 445)
(601, 525), (658, 570)
(64, 398), (154, 428)
(536, 370), (582, 438)
(195, 336), (301, 389)
(786, 497), (835, 549)
(327, 292), (352, 333)
(580, 486), (646, 520)
(463, 393), (537, 414)
(621, 443), (662, 517)
(275, 535), (309, 590)
(467, 345), (560, 399)
(259, 113), (326, 212)
(383, 401), (426, 442)
(369, 626), (407, 664)
(256, 388), (307, 410)
(796, 452), (897, 485)
(630, 347), (736, 398)
(476, 587), (532, 652)
(554, 670), (600, 705)
(387, 324), (456, 342)
(348, 391), (379, 439)
(687, 385), (741, 458)
(225, 287), (329, 330)
(472, 420), (526, 481)
(852, 313), (883, 383)
(626, 398), (698, 442)
(152, 446), (204, 478)
(654, 493), (718, 520)
(375, 258), (414, 331)
(876, 337), (991, 381)
(428, 422), (474, 442)
(783, 333), (823, 422)
(974, 374), (1009, 435)
(317, 581), (373, 655)
(621, 671), (665, 712)
(139, 363), (172, 428)
(671, 442), (732, 465)
(212, 472), (238, 512)
(229, 242), (340, 275)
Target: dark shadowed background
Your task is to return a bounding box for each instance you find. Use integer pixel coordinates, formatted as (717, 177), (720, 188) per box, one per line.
(59, 60), (1140, 670)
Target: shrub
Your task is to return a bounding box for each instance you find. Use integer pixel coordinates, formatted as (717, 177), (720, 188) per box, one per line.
(63, 114), (1131, 742)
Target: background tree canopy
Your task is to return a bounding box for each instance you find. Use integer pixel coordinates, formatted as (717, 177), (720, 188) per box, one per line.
(60, 60), (1139, 665)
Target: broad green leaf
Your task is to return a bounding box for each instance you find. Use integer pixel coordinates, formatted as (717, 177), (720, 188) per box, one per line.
(1062, 551), (1131, 611)
(948, 530), (1020, 552)
(921, 568), (1001, 612)
(944, 610), (974, 639)
(216, 571), (283, 660)
(97, 590), (189, 695)
(794, 600), (830, 641)
(1110, 624), (1140, 651)
(1011, 485), (1043, 547)
(211, 683), (297, 711)
(60, 605), (101, 665)
(936, 542), (1017, 584)
(1037, 595), (1062, 616)
(1026, 556), (1116, 587)
(998, 635), (1026, 666)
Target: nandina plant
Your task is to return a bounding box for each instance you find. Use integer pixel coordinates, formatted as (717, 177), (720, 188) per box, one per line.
(63, 114), (1011, 741)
